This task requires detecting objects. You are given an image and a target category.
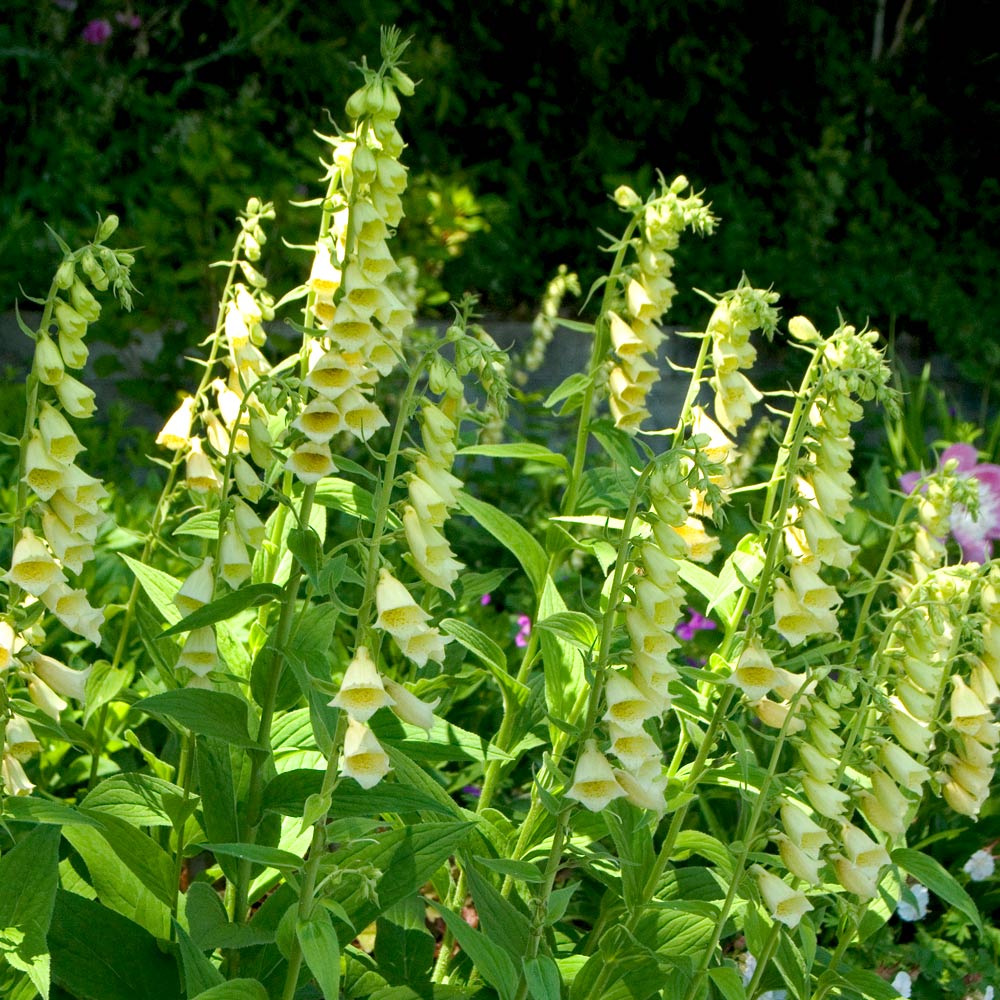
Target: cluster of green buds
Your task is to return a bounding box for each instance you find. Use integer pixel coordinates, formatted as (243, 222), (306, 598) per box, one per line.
(567, 453), (719, 812)
(1, 216), (135, 794)
(606, 177), (715, 434)
(287, 32), (416, 482)
(519, 265), (580, 382)
(154, 198), (275, 685)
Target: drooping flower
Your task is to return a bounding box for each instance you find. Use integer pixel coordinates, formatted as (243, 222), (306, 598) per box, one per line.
(900, 443), (1000, 563)
(565, 739), (626, 812)
(752, 865), (814, 928)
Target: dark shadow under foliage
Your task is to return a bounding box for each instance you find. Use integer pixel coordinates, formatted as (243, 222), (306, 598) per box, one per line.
(2, 0), (997, 389)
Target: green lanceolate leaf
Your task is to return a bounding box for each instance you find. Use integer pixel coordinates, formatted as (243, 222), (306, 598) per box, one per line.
(1, 797), (102, 827)
(426, 901), (518, 1000)
(173, 922), (225, 995)
(135, 689), (261, 748)
(537, 574), (585, 727)
(462, 857), (531, 957)
(440, 617), (530, 707)
(82, 772), (190, 828)
(370, 712), (512, 764)
(196, 843), (303, 871)
(313, 476), (380, 522)
(457, 442), (570, 472)
(534, 610), (599, 652)
(0, 825), (60, 999)
(297, 910), (340, 1000)
(523, 955), (562, 1000)
(159, 583), (283, 637)
(891, 847), (984, 933)
(48, 890), (181, 1000)
(120, 554), (182, 624)
(457, 491), (547, 596)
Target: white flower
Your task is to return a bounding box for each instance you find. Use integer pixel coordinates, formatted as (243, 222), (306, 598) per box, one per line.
(891, 970), (912, 999)
(963, 849), (996, 881)
(896, 882), (929, 922)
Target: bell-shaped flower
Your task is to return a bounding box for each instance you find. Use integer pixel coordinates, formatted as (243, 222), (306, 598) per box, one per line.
(5, 528), (66, 596)
(943, 753), (992, 801)
(53, 372), (97, 419)
(627, 606), (679, 659)
(375, 570), (430, 639)
(340, 718), (392, 789)
(2, 753), (34, 797)
(801, 775), (849, 820)
(413, 458), (462, 509)
(305, 349), (365, 399)
(728, 641), (780, 701)
(607, 724), (661, 771)
(219, 521), (251, 589)
(753, 697), (807, 734)
(841, 822), (890, 870)
(896, 679), (936, 724)
(184, 438), (221, 494)
(776, 834), (824, 886)
(635, 578), (685, 630)
(58, 331), (88, 369)
(613, 760), (668, 814)
(285, 440), (335, 484)
(833, 856), (881, 899)
(950, 676), (990, 734)
(60, 464), (108, 513)
(0, 621), (17, 673)
(773, 578), (829, 646)
(29, 675), (67, 719)
(603, 671), (658, 734)
(384, 679), (439, 731)
(233, 500), (265, 548)
(675, 517), (720, 564)
(27, 651), (90, 702)
(174, 557), (215, 616)
(23, 431), (69, 502)
(330, 646), (394, 722)
(408, 475), (449, 527)
(887, 697), (933, 756)
(42, 583), (104, 644)
(752, 865), (814, 928)
(5, 714), (41, 761)
(397, 628), (450, 668)
(795, 741), (838, 783)
(403, 506), (463, 594)
(177, 627), (219, 677)
(970, 657), (1000, 705)
(942, 779), (987, 817)
(341, 392), (390, 441)
(233, 456), (265, 502)
(35, 331), (65, 386)
(565, 739), (626, 812)
(780, 801), (832, 855)
(711, 369), (762, 433)
(307, 241), (341, 299)
(38, 402), (84, 464)
(879, 741), (931, 792)
(293, 399), (345, 442)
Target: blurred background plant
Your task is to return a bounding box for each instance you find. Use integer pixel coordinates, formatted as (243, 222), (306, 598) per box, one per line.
(3, 0), (998, 399)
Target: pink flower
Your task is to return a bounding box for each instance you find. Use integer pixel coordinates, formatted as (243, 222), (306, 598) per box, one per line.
(675, 607), (718, 641)
(81, 18), (112, 44)
(515, 614), (531, 648)
(900, 444), (1000, 563)
(480, 593), (492, 607)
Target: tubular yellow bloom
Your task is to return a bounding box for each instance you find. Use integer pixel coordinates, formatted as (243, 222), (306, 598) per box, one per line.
(41, 583), (104, 644)
(603, 672), (659, 734)
(950, 676), (990, 734)
(397, 629), (450, 668)
(58, 331), (88, 369)
(607, 724), (661, 770)
(219, 521), (251, 589)
(340, 392), (390, 441)
(233, 456), (265, 502)
(403, 506), (463, 594)
(2, 754), (34, 797)
(375, 570), (430, 638)
(879, 741), (931, 792)
(0, 621), (17, 672)
(184, 438), (222, 494)
(35, 331), (65, 385)
(177, 627), (219, 677)
(27, 651), (90, 702)
(896, 679), (936, 723)
(675, 517), (720, 564)
(384, 679), (439, 731)
(29, 676), (67, 718)
(408, 475), (449, 527)
(801, 775), (849, 820)
(773, 578), (833, 646)
(38, 402), (84, 463)
(23, 431), (69, 501)
(796, 741), (838, 783)
(887, 697), (933, 756)
(942, 779), (986, 817)
(780, 801), (832, 855)
(566, 740), (626, 812)
(613, 761), (668, 814)
(340, 719), (392, 789)
(752, 865), (814, 928)
(711, 369), (762, 433)
(330, 646), (394, 722)
(776, 834), (824, 885)
(293, 399), (345, 442)
(53, 372), (97, 419)
(635, 578), (685, 629)
(833, 857), (881, 899)
(233, 500), (265, 548)
(5, 527), (66, 596)
(285, 441), (335, 484)
(728, 641), (780, 701)
(413, 458), (462, 508)
(752, 697), (807, 734)
(174, 557), (215, 616)
(47, 492), (103, 541)
(5, 714), (41, 761)
(841, 822), (890, 870)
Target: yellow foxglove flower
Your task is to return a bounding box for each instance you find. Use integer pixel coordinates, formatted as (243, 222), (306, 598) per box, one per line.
(408, 475), (449, 527)
(752, 865), (814, 928)
(330, 646), (394, 722)
(58, 331), (88, 369)
(833, 857), (881, 899)
(233, 500), (265, 548)
(305, 350), (365, 399)
(0, 621), (17, 672)
(857, 792), (907, 838)
(801, 775), (849, 820)
(38, 402), (84, 463)
(896, 679), (936, 723)
(675, 518), (720, 565)
(53, 372), (97, 419)
(901, 653), (943, 695)
(840, 822), (890, 870)
(293, 399), (345, 442)
(177, 627), (219, 677)
(219, 521), (251, 589)
(397, 629), (450, 668)
(879, 741), (931, 792)
(635, 578), (685, 630)
(887, 699), (933, 757)
(5, 714), (41, 761)
(174, 557), (215, 616)
(943, 754), (992, 800)
(375, 570), (430, 638)
(384, 679), (439, 731)
(603, 671), (659, 734)
(308, 241), (341, 298)
(711, 369), (762, 433)
(565, 740), (626, 812)
(35, 331), (65, 385)
(752, 697), (807, 734)
(728, 641), (780, 701)
(650, 519), (688, 558)
(403, 506), (463, 594)
(789, 563), (842, 615)
(959, 734), (993, 770)
(607, 724), (661, 771)
(796, 741), (838, 783)
(776, 834), (823, 885)
(613, 761), (668, 814)
(233, 456), (265, 502)
(413, 458), (462, 508)
(47, 492), (101, 541)
(29, 676), (67, 718)
(799, 504), (857, 569)
(185, 438), (222, 494)
(340, 718), (392, 789)
(285, 441), (335, 484)
(1, 754), (34, 797)
(42, 583), (104, 644)
(340, 392), (390, 441)
(639, 543), (679, 589)
(59, 464), (108, 513)
(23, 431), (69, 502)
(950, 676), (990, 734)
(28, 651), (90, 702)
(780, 801), (832, 854)
(970, 657), (1000, 705)
(626, 606), (679, 659)
(942, 779), (986, 817)
(156, 396), (197, 451)
(5, 527), (66, 596)
(609, 311), (647, 360)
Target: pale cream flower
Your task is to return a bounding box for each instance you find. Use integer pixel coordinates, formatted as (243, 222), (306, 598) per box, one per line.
(375, 570), (430, 638)
(28, 651), (90, 702)
(754, 866), (815, 928)
(53, 372), (97, 419)
(565, 740), (626, 812)
(184, 438), (222, 494)
(177, 627), (219, 677)
(340, 718), (391, 789)
(384, 679), (439, 731)
(174, 557), (215, 616)
(219, 521), (251, 589)
(5, 714), (41, 761)
(38, 402), (84, 463)
(5, 528), (66, 596)
(603, 672), (659, 734)
(330, 647), (394, 722)
(613, 760), (668, 814)
(285, 441), (335, 484)
(2, 753), (35, 797)
(403, 506), (464, 594)
(728, 641), (779, 701)
(780, 801), (832, 854)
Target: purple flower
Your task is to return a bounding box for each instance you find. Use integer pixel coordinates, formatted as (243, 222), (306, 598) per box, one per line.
(480, 593), (492, 607)
(461, 784), (482, 799)
(675, 607), (718, 642)
(81, 18), (112, 44)
(515, 614), (531, 648)
(900, 443), (1000, 563)
(115, 11), (142, 29)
